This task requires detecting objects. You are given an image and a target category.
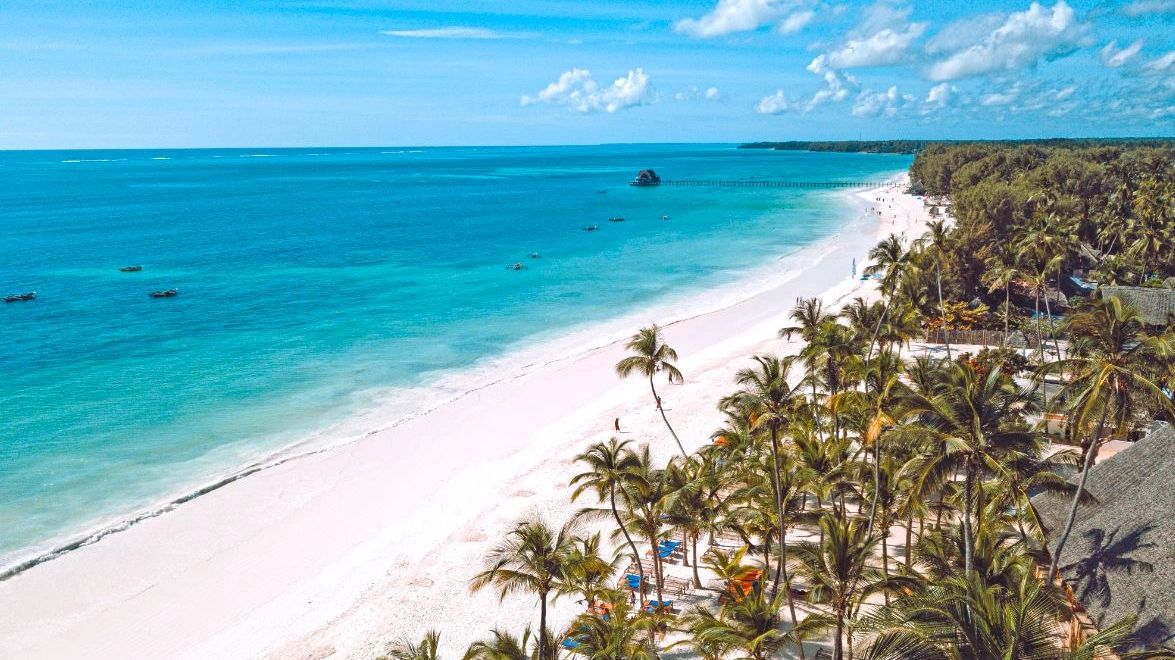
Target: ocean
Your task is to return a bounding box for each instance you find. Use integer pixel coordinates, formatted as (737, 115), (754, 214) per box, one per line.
(0, 144), (910, 573)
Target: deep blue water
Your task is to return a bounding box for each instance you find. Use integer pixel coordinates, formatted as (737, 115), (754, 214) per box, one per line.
(0, 144), (910, 569)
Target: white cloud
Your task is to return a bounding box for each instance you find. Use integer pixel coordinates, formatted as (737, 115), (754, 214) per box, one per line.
(674, 0), (784, 37)
(521, 68), (656, 113)
(381, 27), (525, 39)
(756, 90), (791, 113)
(803, 57), (859, 111)
(779, 10), (815, 34)
(926, 1), (1091, 81)
(1144, 51), (1175, 72)
(921, 82), (956, 113)
(674, 0), (818, 38)
(1053, 85), (1077, 100)
(1121, 0), (1175, 16)
(675, 86), (721, 101)
(1100, 39), (1144, 67)
(852, 85), (913, 117)
(826, 3), (927, 68)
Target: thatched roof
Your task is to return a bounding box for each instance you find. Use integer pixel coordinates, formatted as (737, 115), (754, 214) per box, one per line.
(1100, 286), (1175, 327)
(1033, 424), (1175, 651)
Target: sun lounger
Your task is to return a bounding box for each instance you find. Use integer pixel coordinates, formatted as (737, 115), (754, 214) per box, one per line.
(562, 639), (581, 650)
(644, 599), (675, 615)
(663, 575), (693, 596)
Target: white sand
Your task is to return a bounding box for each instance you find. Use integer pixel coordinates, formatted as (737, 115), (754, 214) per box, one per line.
(0, 177), (932, 660)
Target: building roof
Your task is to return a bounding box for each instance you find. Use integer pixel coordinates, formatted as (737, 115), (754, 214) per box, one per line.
(1100, 286), (1175, 327)
(1033, 423), (1175, 651)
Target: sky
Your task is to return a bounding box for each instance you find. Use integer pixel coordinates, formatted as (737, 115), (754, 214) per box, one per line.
(1, 0), (1173, 148)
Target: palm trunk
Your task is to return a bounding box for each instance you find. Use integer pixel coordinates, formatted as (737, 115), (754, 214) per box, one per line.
(691, 531), (702, 588)
(1003, 283), (1011, 347)
(937, 262), (951, 360)
(650, 374), (687, 457)
(1041, 290), (1063, 362)
(768, 428), (786, 600)
(610, 487), (645, 600)
(881, 527), (890, 606)
(1048, 406), (1110, 580)
(834, 610), (845, 660)
(539, 591), (549, 660)
(905, 507), (914, 567)
(963, 460), (975, 580)
(1034, 289), (1045, 363)
(780, 528), (806, 660)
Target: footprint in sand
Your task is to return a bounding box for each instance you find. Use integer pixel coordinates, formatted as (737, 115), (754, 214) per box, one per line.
(463, 531), (488, 543)
(407, 576), (434, 587)
(511, 490), (535, 498)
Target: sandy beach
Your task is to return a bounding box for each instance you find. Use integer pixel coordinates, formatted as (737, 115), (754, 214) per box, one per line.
(0, 176), (932, 660)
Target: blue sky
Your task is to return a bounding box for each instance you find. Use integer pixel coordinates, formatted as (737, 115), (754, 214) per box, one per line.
(1, 0), (1172, 148)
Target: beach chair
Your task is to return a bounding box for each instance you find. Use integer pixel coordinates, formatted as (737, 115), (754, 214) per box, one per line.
(663, 575), (693, 597)
(644, 599), (676, 616)
(561, 639), (581, 650)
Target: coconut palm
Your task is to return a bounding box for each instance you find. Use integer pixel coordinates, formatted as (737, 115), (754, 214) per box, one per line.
(675, 586), (793, 660)
(570, 438), (646, 596)
(564, 601), (656, 660)
(904, 361), (1036, 579)
(470, 519), (582, 660)
(864, 233), (912, 367)
(1044, 295), (1175, 580)
(793, 513), (887, 660)
(914, 219), (953, 360)
(464, 627), (559, 660)
(663, 456), (725, 587)
(615, 325), (687, 457)
(382, 630), (442, 660)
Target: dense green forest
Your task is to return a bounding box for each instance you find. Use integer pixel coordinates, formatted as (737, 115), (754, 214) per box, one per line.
(908, 142), (1175, 305)
(738, 138), (1175, 156)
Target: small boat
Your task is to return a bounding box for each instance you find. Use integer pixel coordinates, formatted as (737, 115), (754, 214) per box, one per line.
(120, 265), (143, 272)
(660, 215), (670, 220)
(583, 225), (599, 231)
(529, 252), (541, 259)
(5, 292), (35, 303)
(608, 216), (625, 222)
(507, 262), (527, 271)
(149, 289), (178, 298)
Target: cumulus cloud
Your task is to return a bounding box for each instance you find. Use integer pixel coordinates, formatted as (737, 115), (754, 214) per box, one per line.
(926, 1), (1091, 81)
(1053, 85), (1077, 100)
(674, 0), (784, 37)
(521, 69), (656, 113)
(826, 3), (927, 68)
(1143, 51), (1175, 72)
(756, 90), (791, 113)
(381, 27), (526, 39)
(675, 86), (721, 101)
(980, 86), (1020, 106)
(852, 86), (914, 117)
(674, 0), (818, 38)
(1100, 39), (1144, 67)
(921, 82), (956, 113)
(803, 55), (859, 110)
(1121, 0), (1175, 16)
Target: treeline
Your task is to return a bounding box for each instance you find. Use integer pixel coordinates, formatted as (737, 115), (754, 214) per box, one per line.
(908, 142), (1175, 305)
(738, 141), (927, 154)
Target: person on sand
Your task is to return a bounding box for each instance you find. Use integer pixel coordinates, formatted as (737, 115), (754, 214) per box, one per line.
(614, 417), (620, 432)
(655, 395), (662, 410)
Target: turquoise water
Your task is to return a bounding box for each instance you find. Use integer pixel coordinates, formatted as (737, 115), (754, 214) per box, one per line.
(0, 144), (910, 570)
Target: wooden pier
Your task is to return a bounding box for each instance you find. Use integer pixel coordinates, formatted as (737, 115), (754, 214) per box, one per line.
(631, 179), (888, 189)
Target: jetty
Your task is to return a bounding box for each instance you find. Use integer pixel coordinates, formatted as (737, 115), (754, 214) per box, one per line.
(630, 177), (885, 189)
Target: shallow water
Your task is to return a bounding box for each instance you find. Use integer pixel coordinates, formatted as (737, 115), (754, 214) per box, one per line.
(0, 144), (910, 569)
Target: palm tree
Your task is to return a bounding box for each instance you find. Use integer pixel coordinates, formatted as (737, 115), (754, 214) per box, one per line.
(663, 456), (725, 588)
(464, 627), (558, 660)
(915, 219), (953, 360)
(904, 361), (1036, 580)
(675, 587), (793, 660)
(615, 325), (687, 456)
(382, 630), (442, 660)
(571, 438), (646, 596)
(1044, 295), (1175, 580)
(470, 519), (581, 660)
(981, 252), (1019, 346)
(858, 561), (1143, 660)
(564, 601), (656, 660)
(616, 445), (670, 606)
(793, 513), (886, 660)
(864, 234), (912, 367)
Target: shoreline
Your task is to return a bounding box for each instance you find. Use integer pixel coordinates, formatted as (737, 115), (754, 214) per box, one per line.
(0, 174), (896, 582)
(0, 173), (928, 660)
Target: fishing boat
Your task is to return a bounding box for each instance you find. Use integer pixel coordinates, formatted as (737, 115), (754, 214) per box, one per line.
(5, 292), (35, 302)
(583, 225), (599, 231)
(608, 216), (625, 222)
(660, 215), (670, 220)
(149, 289), (178, 298)
(120, 265), (143, 272)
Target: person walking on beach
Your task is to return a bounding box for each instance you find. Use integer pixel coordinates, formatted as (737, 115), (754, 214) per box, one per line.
(614, 417), (621, 432)
(655, 395), (662, 410)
